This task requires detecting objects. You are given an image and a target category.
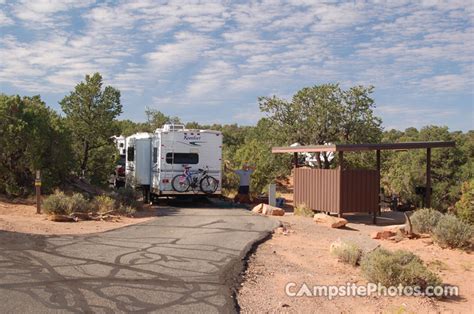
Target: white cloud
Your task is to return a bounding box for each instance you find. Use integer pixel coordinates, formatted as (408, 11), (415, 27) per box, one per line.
(0, 10), (13, 26)
(420, 73), (474, 92)
(0, 0), (472, 130)
(145, 32), (212, 72)
(12, 0), (94, 25)
(376, 104), (459, 130)
(187, 60), (235, 98)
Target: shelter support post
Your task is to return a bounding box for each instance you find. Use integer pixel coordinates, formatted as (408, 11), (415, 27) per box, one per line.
(338, 151), (344, 170)
(374, 150), (381, 224)
(426, 148), (431, 208)
(293, 152), (298, 168)
(338, 151), (344, 218)
(35, 170), (41, 214)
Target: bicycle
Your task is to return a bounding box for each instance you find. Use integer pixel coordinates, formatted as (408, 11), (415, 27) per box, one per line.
(171, 165), (219, 194)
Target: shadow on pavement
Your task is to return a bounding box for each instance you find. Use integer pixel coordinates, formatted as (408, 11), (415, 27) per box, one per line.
(0, 206), (278, 312)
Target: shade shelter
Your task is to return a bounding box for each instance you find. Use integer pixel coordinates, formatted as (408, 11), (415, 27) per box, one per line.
(272, 141), (455, 223)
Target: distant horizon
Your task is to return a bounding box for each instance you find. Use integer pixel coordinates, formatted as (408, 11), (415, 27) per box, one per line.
(1, 1), (473, 131)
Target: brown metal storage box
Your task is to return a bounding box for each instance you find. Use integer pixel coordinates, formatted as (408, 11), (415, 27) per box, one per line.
(294, 168), (379, 215)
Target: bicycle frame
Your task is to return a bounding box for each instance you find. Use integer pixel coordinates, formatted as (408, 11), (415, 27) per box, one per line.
(179, 166), (207, 185)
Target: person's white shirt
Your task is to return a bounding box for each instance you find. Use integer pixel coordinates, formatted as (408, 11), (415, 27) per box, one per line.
(234, 169), (253, 186)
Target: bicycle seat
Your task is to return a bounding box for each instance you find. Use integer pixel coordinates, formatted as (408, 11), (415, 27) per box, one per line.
(198, 168), (204, 172)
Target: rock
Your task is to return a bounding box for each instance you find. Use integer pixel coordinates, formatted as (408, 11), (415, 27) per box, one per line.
(252, 203), (285, 216)
(313, 213), (348, 228)
(371, 230), (396, 239)
(251, 203), (264, 214)
(262, 204), (285, 216)
(384, 224), (406, 233)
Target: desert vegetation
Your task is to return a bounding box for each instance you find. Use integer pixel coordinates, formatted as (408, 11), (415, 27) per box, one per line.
(410, 207), (472, 249)
(330, 240), (362, 266)
(42, 188), (140, 219)
(0, 73), (472, 223)
(360, 248), (441, 290)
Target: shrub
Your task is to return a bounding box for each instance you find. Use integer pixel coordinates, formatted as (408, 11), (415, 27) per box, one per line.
(113, 187), (142, 211)
(94, 195), (116, 213)
(294, 203), (314, 217)
(116, 205), (136, 216)
(360, 248), (441, 289)
(43, 191), (71, 215)
(68, 193), (90, 213)
(410, 208), (443, 234)
(115, 187), (140, 205)
(432, 214), (473, 249)
(455, 180), (473, 225)
(330, 240), (362, 266)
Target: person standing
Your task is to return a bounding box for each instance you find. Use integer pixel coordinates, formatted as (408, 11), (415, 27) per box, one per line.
(225, 162), (255, 203)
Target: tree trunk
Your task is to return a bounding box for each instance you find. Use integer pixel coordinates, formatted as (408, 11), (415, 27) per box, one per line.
(81, 140), (89, 177)
(315, 152), (322, 169)
(323, 152), (330, 169)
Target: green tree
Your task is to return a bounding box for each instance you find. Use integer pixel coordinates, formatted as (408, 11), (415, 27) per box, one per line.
(232, 119), (292, 194)
(455, 179), (474, 224)
(60, 73), (122, 182)
(382, 126), (472, 211)
(259, 84), (382, 168)
(0, 94), (73, 196)
(145, 108), (181, 131)
(114, 119), (148, 137)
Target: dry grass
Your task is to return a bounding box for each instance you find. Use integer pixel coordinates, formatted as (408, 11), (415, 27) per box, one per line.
(294, 203), (314, 217)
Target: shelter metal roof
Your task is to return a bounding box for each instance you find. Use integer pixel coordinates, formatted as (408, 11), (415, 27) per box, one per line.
(272, 141), (455, 153)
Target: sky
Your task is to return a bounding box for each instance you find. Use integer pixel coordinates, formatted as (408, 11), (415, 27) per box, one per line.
(0, 0), (473, 131)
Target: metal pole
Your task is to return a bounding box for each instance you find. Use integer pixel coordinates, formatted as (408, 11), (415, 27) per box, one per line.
(426, 148), (431, 208)
(374, 150), (381, 224)
(338, 151), (344, 170)
(35, 170), (41, 214)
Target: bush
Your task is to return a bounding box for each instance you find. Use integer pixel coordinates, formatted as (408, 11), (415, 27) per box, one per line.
(360, 248), (441, 289)
(68, 193), (90, 213)
(43, 191), (71, 215)
(432, 214), (473, 249)
(330, 240), (362, 266)
(410, 208), (443, 234)
(114, 187), (139, 205)
(94, 195), (116, 213)
(294, 203), (314, 217)
(455, 180), (473, 225)
(116, 205), (136, 216)
(113, 187), (142, 211)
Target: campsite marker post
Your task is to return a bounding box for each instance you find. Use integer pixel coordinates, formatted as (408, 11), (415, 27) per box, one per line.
(35, 170), (41, 214)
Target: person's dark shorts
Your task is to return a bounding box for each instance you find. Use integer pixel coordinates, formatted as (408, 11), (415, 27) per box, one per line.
(238, 185), (249, 194)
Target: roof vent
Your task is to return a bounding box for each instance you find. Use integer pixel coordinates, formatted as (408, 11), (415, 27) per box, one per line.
(162, 124), (185, 132)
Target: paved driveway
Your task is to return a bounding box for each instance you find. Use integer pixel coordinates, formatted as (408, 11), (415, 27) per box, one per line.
(0, 206), (279, 313)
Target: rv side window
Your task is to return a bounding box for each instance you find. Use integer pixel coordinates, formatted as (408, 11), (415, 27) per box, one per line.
(127, 147), (134, 161)
(166, 153), (199, 164)
(153, 147), (158, 163)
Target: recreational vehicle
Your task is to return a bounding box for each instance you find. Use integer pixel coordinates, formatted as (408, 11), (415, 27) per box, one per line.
(124, 124), (222, 201)
(109, 136), (127, 188)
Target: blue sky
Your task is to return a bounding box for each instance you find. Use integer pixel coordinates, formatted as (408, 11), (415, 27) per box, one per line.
(0, 0), (473, 131)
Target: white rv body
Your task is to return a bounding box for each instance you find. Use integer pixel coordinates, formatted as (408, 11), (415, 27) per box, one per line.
(125, 132), (152, 187)
(125, 125), (222, 196)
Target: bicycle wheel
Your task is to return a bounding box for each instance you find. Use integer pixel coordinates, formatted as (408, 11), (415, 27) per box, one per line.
(172, 175), (190, 192)
(200, 176), (219, 194)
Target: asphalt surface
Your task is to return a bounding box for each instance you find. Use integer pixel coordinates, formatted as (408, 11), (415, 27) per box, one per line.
(0, 204), (279, 313)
